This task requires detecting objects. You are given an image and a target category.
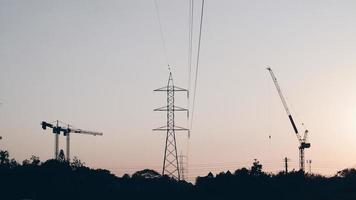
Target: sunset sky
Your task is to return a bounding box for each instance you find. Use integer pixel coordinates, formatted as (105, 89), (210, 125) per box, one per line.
(1, 0), (356, 181)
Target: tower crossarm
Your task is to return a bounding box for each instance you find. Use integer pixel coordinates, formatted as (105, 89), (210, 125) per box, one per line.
(154, 106), (188, 112)
(154, 86), (188, 92)
(153, 125), (190, 132)
(154, 86), (189, 99)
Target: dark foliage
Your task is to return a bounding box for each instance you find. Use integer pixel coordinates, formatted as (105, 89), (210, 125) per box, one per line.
(1, 150), (356, 200)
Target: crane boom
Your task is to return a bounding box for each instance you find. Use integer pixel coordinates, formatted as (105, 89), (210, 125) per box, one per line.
(267, 67), (299, 136)
(41, 121), (102, 136)
(70, 128), (103, 136)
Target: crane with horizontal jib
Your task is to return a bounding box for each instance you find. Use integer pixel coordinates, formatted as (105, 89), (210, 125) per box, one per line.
(267, 67), (310, 172)
(41, 120), (103, 161)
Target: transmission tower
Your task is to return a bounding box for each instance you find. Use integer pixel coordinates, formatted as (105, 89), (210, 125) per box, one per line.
(179, 153), (187, 181)
(153, 72), (189, 180)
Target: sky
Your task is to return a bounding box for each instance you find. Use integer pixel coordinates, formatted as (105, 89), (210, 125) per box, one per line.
(1, 0), (356, 182)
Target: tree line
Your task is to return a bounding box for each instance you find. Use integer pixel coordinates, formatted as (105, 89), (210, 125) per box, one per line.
(1, 150), (356, 200)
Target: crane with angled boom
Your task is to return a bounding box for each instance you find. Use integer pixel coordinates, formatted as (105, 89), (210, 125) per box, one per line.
(267, 67), (310, 172)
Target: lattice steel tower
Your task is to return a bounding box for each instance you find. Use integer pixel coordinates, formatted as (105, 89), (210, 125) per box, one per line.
(153, 72), (189, 180)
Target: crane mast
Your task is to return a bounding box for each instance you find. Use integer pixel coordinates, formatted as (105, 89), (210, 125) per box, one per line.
(267, 67), (310, 172)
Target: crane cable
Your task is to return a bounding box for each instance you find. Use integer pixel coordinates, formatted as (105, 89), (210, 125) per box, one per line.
(190, 0), (205, 131)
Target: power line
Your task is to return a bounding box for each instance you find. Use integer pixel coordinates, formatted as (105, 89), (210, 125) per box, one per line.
(190, 0), (205, 130)
(154, 0), (170, 67)
(186, 0), (194, 181)
(187, 0), (194, 104)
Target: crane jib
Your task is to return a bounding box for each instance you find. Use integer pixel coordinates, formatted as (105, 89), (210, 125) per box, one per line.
(288, 115), (299, 134)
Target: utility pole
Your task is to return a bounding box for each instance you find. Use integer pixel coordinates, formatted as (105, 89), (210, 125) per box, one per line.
(153, 72), (189, 180)
(284, 157), (289, 174)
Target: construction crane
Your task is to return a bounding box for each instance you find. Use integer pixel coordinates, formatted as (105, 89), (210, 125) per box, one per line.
(267, 67), (311, 172)
(41, 120), (103, 161)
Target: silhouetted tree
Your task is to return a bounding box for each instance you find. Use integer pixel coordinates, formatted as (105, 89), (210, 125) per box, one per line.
(122, 173), (130, 179)
(70, 156), (85, 169)
(132, 169), (161, 179)
(336, 168), (356, 178)
(22, 155), (41, 166)
(250, 159), (262, 176)
(58, 149), (65, 162)
(8, 158), (18, 168)
(22, 158), (30, 165)
(207, 172), (214, 178)
(30, 155), (40, 165)
(0, 150), (9, 165)
(234, 167), (249, 176)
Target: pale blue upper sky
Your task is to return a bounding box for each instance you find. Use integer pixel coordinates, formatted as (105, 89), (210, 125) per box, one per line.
(1, 0), (356, 181)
